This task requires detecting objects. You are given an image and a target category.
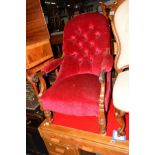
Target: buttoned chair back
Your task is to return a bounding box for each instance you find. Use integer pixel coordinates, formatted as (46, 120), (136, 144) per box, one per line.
(58, 13), (111, 80)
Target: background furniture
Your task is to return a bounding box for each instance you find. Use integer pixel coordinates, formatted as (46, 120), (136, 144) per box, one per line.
(26, 80), (48, 155)
(26, 0), (54, 96)
(50, 31), (63, 58)
(41, 0), (111, 34)
(110, 0), (129, 136)
(26, 109), (48, 155)
(26, 0), (56, 154)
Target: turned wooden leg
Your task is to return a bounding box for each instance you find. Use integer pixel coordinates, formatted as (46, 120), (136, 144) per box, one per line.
(98, 105), (106, 135)
(114, 108), (126, 136)
(44, 110), (52, 124)
(98, 83), (106, 135)
(98, 71), (106, 135)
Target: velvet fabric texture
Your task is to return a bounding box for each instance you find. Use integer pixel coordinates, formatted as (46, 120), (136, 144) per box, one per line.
(40, 12), (113, 116)
(40, 73), (111, 116)
(41, 74), (100, 116)
(57, 13), (111, 80)
(53, 100), (129, 140)
(41, 58), (63, 74)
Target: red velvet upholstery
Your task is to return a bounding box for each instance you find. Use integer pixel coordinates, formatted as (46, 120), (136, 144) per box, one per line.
(41, 74), (100, 116)
(40, 13), (113, 117)
(40, 73), (111, 116)
(41, 58), (63, 74)
(57, 13), (111, 81)
(53, 100), (129, 140)
(53, 113), (100, 133)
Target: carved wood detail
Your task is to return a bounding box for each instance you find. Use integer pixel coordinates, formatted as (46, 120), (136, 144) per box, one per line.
(114, 108), (126, 136)
(44, 110), (52, 124)
(108, 0), (129, 73)
(98, 71), (106, 134)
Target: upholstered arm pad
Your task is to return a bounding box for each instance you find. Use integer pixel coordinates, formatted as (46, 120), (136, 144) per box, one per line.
(41, 58), (63, 74)
(100, 54), (113, 72)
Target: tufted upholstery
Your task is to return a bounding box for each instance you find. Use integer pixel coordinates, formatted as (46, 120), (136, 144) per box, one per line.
(57, 13), (111, 81)
(40, 12), (113, 119)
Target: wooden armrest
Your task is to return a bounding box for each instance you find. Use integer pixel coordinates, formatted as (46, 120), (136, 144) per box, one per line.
(32, 72), (47, 98)
(41, 57), (63, 74)
(99, 70), (106, 83)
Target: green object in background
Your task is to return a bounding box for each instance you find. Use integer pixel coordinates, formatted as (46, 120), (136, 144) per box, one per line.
(63, 17), (69, 25)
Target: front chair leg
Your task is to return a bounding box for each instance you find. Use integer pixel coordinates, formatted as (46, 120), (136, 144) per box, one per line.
(98, 83), (106, 135)
(114, 108), (126, 136)
(44, 110), (52, 124)
(98, 101), (106, 135)
(98, 71), (106, 135)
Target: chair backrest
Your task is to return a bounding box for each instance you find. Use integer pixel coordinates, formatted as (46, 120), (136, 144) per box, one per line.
(113, 0), (129, 72)
(57, 13), (111, 80)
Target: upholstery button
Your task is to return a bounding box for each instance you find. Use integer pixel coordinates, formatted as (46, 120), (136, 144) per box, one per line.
(76, 27), (82, 35)
(90, 41), (95, 47)
(89, 24), (94, 30)
(78, 58), (83, 65)
(70, 36), (76, 43)
(71, 35), (75, 40)
(95, 47), (101, 54)
(95, 31), (101, 39)
(78, 42), (83, 49)
(72, 51), (78, 58)
(89, 56), (93, 64)
(83, 33), (88, 41)
(84, 49), (88, 56)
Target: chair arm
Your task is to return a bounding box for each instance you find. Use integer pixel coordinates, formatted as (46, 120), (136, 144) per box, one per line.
(31, 72), (47, 98)
(101, 54), (114, 72)
(41, 58), (63, 74)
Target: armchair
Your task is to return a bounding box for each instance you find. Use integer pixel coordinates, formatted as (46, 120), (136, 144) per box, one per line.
(110, 0), (129, 137)
(38, 12), (114, 135)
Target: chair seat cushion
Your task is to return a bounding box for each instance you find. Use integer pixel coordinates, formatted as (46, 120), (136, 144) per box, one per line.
(113, 70), (129, 112)
(40, 74), (101, 116)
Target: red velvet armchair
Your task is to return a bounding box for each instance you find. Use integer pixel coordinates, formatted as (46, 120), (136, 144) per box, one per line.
(38, 12), (113, 135)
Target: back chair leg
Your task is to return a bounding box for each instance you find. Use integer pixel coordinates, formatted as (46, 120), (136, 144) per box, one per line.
(44, 110), (52, 124)
(114, 108), (126, 136)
